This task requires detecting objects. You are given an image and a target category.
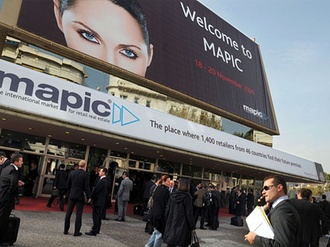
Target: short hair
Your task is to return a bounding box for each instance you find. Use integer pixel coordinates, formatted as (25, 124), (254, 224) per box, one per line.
(0, 151), (6, 158)
(78, 160), (87, 168)
(160, 175), (170, 184)
(177, 178), (190, 192)
(59, 164), (65, 169)
(298, 188), (312, 200)
(100, 167), (108, 175)
(11, 153), (23, 163)
(264, 175), (288, 195)
(322, 195), (327, 200)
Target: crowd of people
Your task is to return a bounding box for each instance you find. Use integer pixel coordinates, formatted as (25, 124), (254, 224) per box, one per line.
(2, 151), (330, 246)
(245, 175), (330, 247)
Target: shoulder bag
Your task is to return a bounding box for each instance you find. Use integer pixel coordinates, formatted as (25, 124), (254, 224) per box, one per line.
(190, 231), (200, 247)
(147, 186), (158, 209)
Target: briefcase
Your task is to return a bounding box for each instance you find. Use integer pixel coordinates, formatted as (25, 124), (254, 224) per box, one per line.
(2, 214), (20, 245)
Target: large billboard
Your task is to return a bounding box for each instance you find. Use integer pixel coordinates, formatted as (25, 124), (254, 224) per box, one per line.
(0, 60), (324, 182)
(17, 0), (278, 133)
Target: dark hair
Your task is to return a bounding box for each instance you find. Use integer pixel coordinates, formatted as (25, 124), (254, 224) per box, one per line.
(59, 164), (65, 169)
(11, 153), (23, 163)
(100, 167), (108, 175)
(263, 175), (288, 195)
(322, 195), (327, 200)
(177, 178), (189, 192)
(299, 188), (312, 200)
(0, 151), (6, 157)
(57, 0), (151, 54)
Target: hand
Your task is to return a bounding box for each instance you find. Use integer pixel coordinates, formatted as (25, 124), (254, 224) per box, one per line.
(263, 202), (270, 212)
(18, 180), (25, 186)
(244, 232), (256, 245)
(87, 198), (92, 204)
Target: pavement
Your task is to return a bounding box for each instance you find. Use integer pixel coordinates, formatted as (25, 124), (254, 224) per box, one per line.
(7, 199), (330, 247)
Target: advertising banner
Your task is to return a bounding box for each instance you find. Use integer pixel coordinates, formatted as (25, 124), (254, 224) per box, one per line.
(17, 0), (278, 133)
(0, 60), (323, 182)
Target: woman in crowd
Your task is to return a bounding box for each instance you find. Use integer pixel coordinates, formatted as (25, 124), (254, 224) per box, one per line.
(145, 175), (170, 247)
(163, 178), (196, 247)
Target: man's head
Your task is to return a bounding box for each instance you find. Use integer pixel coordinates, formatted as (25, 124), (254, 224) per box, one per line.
(0, 151), (6, 165)
(78, 160), (87, 170)
(99, 167), (108, 177)
(262, 175), (287, 203)
(11, 153), (23, 168)
(297, 188), (312, 201)
(122, 171), (129, 178)
(169, 180), (175, 189)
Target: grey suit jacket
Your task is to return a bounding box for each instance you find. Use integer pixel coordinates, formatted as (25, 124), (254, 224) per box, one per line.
(254, 200), (301, 247)
(118, 177), (133, 201)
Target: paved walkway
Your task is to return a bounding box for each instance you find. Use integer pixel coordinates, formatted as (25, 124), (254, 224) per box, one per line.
(9, 197), (330, 247)
(10, 209), (250, 247)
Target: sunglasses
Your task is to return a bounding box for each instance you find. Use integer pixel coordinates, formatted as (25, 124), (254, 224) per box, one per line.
(263, 185), (275, 191)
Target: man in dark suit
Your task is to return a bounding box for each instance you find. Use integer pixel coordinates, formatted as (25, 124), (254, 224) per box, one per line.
(291, 188), (330, 247)
(0, 153), (24, 244)
(64, 160), (91, 237)
(0, 151), (11, 175)
(86, 167), (108, 236)
(101, 170), (112, 220)
(245, 175), (301, 247)
(141, 175), (156, 215)
(115, 171), (133, 222)
(47, 163), (68, 211)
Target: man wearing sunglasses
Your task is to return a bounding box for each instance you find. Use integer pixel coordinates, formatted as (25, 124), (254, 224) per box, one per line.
(244, 175), (301, 247)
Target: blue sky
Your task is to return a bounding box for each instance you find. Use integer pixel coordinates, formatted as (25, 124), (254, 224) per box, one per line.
(199, 0), (330, 173)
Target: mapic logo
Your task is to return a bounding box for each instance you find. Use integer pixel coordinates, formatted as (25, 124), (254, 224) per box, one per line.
(242, 104), (268, 120)
(112, 103), (140, 126)
(0, 68), (139, 126)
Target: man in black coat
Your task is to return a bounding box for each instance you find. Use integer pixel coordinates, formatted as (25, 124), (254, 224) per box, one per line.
(101, 171), (112, 220)
(291, 188), (330, 247)
(0, 153), (24, 244)
(245, 175), (301, 247)
(0, 151), (11, 175)
(86, 167), (108, 236)
(47, 163), (68, 211)
(64, 160), (91, 236)
(141, 175), (156, 215)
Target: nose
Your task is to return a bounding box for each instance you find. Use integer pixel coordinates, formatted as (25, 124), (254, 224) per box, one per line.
(104, 51), (115, 65)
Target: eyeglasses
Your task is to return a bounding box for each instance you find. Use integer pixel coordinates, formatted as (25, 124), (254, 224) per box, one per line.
(263, 185), (275, 191)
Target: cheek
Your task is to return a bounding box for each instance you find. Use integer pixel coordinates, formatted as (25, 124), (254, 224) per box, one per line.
(115, 59), (147, 77)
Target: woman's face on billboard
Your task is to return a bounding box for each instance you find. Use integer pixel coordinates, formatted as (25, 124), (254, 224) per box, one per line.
(54, 0), (153, 77)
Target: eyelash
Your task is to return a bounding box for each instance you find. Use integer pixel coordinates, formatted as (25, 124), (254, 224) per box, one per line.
(119, 49), (138, 60)
(77, 29), (138, 60)
(77, 29), (100, 44)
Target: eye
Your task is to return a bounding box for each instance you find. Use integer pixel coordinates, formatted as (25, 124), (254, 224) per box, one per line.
(119, 48), (138, 59)
(77, 29), (100, 44)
